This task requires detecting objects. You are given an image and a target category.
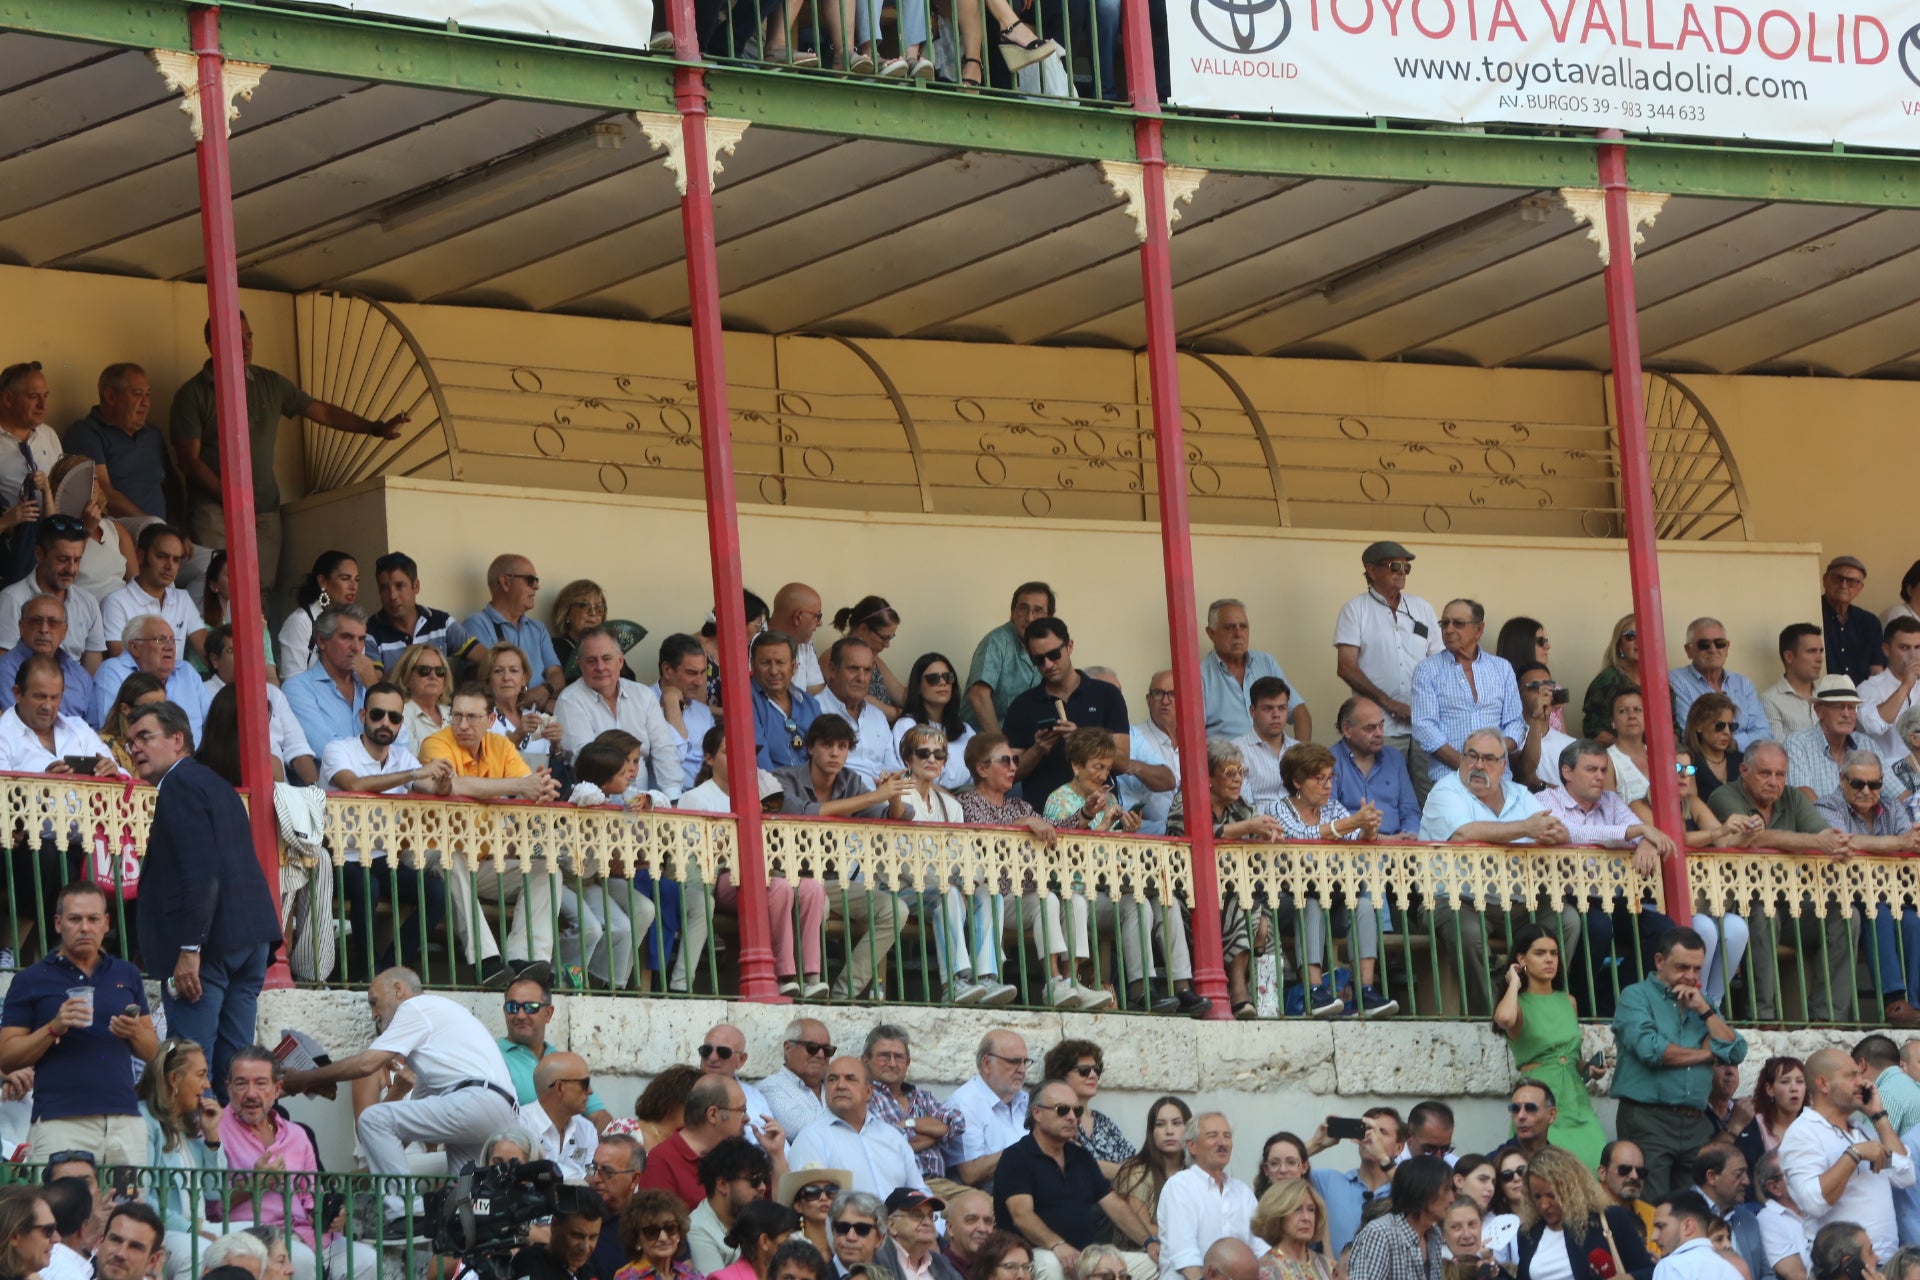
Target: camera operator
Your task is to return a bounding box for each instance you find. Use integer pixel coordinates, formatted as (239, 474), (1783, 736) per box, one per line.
(1782, 1051), (1914, 1265)
(513, 1189), (606, 1280)
(1810, 1222), (1884, 1280)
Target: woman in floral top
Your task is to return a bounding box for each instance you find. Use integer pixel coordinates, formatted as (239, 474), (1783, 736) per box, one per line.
(1041, 728), (1143, 833)
(1041, 1038), (1136, 1177)
(1273, 743), (1393, 1018)
(616, 1188), (704, 1280)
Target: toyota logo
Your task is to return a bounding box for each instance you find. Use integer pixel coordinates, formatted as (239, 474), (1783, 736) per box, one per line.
(1192, 0), (1292, 54)
(1902, 22), (1920, 87)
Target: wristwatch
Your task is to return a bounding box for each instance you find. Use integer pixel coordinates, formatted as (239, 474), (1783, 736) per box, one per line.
(1869, 1110), (1890, 1123)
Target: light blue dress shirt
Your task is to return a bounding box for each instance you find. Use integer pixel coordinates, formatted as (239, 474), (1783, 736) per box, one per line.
(1668, 665), (1769, 752)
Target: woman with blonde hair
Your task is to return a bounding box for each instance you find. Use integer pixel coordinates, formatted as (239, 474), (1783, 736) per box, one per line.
(1514, 1147), (1653, 1280)
(1581, 614), (1640, 743)
(137, 1037), (223, 1270)
(551, 579), (646, 685)
(1252, 1176), (1333, 1280)
(392, 642), (452, 751)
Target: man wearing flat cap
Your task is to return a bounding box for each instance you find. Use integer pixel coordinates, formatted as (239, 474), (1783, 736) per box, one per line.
(1823, 554), (1884, 686)
(1334, 541), (1443, 801)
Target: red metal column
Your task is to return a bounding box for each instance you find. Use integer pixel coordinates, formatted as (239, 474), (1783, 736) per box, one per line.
(666, 3), (782, 1002)
(1122, 6), (1230, 1017)
(190, 5), (287, 987)
(1598, 132), (1689, 911)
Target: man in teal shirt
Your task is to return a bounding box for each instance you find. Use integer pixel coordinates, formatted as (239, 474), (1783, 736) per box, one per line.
(1612, 924), (1747, 1201)
(963, 582), (1052, 732)
(1855, 1034), (1920, 1138)
(497, 973), (612, 1132)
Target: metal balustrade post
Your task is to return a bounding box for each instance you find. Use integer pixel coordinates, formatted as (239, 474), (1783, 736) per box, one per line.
(1122, 0), (1229, 1018)
(667, 0), (783, 1003)
(1599, 133), (1690, 915)
(189, 5), (288, 988)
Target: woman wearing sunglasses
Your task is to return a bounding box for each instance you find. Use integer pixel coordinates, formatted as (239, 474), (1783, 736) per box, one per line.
(892, 653), (975, 791)
(618, 1187), (702, 1280)
(1040, 1040), (1133, 1178)
(779, 1168), (852, 1260)
(1581, 615), (1640, 744)
(393, 643), (452, 752)
(1684, 693), (1744, 801)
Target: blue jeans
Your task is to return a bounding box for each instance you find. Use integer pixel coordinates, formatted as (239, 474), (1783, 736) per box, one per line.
(628, 871), (684, 975)
(1870, 902), (1920, 1002)
(163, 940), (270, 1101)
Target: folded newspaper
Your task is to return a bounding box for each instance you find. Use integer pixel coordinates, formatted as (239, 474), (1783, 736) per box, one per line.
(273, 1028), (332, 1072)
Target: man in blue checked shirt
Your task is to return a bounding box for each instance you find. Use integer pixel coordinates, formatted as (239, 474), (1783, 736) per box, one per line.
(1411, 598), (1525, 784)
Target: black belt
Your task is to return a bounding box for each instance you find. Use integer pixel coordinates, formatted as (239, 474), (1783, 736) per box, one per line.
(1619, 1099), (1711, 1120)
(452, 1078), (518, 1108)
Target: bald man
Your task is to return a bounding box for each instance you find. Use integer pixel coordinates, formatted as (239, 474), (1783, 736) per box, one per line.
(700, 1021), (777, 1146)
(772, 582), (827, 694)
(453, 553), (565, 710)
(520, 1050), (600, 1179)
(1202, 1240), (1259, 1280)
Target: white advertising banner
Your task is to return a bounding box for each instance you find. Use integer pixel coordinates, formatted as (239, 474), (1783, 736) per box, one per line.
(1168, 0), (1920, 149)
(318, 2), (655, 54)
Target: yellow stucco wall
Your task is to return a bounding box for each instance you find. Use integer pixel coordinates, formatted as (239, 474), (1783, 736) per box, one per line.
(0, 263), (1903, 671)
(285, 476), (1819, 725)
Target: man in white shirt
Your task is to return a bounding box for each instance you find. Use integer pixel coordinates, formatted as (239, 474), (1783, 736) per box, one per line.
(1156, 1112), (1257, 1280)
(947, 1029), (1031, 1188)
(0, 654), (116, 775)
(698, 1021), (777, 1146)
(760, 1017), (834, 1136)
(1780, 1048), (1914, 1263)
(1764, 625), (1827, 745)
(322, 682), (454, 975)
(1232, 677), (1299, 813)
(1652, 1190), (1746, 1280)
(516, 1050), (600, 1179)
(99, 524), (204, 662)
(1333, 541), (1442, 795)
(1512, 662), (1576, 791)
(281, 966), (518, 1225)
(1753, 1151), (1810, 1280)
(789, 1056), (930, 1200)
(554, 627), (681, 799)
(0, 521), (105, 669)
(773, 582), (828, 694)
(654, 633), (717, 793)
(818, 637), (896, 784)
(1855, 618), (1920, 772)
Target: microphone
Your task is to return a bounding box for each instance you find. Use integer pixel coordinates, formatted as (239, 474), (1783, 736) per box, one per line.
(1589, 1248), (1617, 1279)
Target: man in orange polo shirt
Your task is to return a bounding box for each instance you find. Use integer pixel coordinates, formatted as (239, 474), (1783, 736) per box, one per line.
(419, 682), (562, 987)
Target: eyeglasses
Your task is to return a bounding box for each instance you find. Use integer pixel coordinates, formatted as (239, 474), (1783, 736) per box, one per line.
(130, 635), (176, 648)
(923, 671), (956, 686)
(1521, 681), (1558, 692)
(1464, 750), (1506, 765)
(1088, 1270), (1128, 1280)
(43, 1150), (96, 1169)
(798, 1183), (840, 1201)
(1439, 618), (1475, 630)
(1040, 1103), (1088, 1118)
(996, 1264), (1035, 1276)
(1030, 645), (1068, 668)
(1414, 1143), (1455, 1158)
(415, 665), (447, 678)
(1832, 574), (1867, 588)
(699, 1044), (736, 1061)
(784, 717), (803, 752)
(834, 1222), (878, 1238)
(29, 1221), (55, 1239)
(1694, 637), (1731, 650)
(788, 1039), (836, 1057)
(585, 1162), (637, 1179)
(1848, 778), (1885, 791)
(1379, 560), (1413, 574)
(556, 1076), (592, 1091)
(1071, 1064), (1102, 1078)
(1675, 763), (1697, 776)
(1508, 1101), (1543, 1115)
(366, 707), (404, 725)
(1146, 688), (1176, 701)
(503, 999), (547, 1014)
(1709, 720), (1734, 732)
(1611, 1164), (1646, 1178)
(638, 1223), (682, 1240)
(989, 1053), (1031, 1069)
(909, 747), (948, 762)
(986, 754), (1017, 768)
(741, 1173), (769, 1189)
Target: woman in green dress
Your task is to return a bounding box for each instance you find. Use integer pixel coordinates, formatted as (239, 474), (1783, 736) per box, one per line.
(1493, 923), (1606, 1166)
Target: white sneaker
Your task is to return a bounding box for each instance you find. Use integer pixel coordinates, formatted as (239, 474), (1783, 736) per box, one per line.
(778, 979), (801, 997)
(1072, 980), (1116, 1011)
(800, 979), (830, 1000)
(948, 977), (988, 1007)
(1045, 977), (1077, 1009)
(976, 979), (1020, 1007)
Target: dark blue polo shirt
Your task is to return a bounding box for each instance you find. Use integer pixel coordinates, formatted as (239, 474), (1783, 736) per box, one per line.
(0, 949), (148, 1121)
(63, 411), (171, 520)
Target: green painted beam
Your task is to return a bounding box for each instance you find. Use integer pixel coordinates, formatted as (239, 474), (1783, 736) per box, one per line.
(7, 0), (1920, 203)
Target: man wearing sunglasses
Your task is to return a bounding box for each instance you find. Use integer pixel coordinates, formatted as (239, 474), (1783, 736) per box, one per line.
(517, 1050), (600, 1179)
(1599, 1140), (1657, 1253)
(323, 681), (453, 976)
(691, 1136), (775, 1272)
(452, 554), (564, 713)
(700, 1023), (777, 1147)
(1671, 619), (1769, 753)
(1411, 598), (1525, 787)
(496, 976), (612, 1131)
(994, 1079), (1158, 1280)
(1813, 754), (1920, 1029)
(764, 1019), (837, 1137)
(1003, 618), (1135, 808)
(1822, 555), (1886, 688)
(1492, 1081), (1557, 1162)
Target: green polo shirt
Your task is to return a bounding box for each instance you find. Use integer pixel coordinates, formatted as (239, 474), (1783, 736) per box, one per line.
(169, 361), (312, 509)
(1704, 779), (1827, 834)
(963, 621), (1041, 728)
(1611, 974), (1746, 1107)
(498, 1038), (608, 1115)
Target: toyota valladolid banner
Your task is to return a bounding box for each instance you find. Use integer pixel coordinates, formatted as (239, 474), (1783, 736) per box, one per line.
(1170, 0), (1920, 147)
(316, 1), (654, 52)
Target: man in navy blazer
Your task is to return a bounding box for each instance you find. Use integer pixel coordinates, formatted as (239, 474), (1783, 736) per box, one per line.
(126, 701), (281, 1095)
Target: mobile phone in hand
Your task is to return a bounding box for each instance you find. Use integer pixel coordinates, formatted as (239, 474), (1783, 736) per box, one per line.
(1327, 1116), (1368, 1141)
